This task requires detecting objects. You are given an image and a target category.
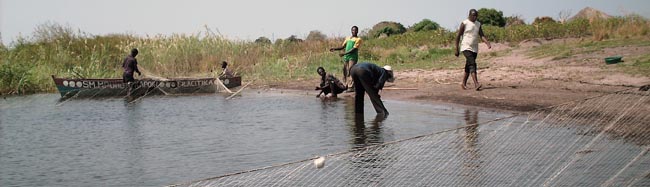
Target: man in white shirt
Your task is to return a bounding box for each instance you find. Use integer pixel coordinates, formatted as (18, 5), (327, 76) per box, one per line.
(454, 9), (491, 91)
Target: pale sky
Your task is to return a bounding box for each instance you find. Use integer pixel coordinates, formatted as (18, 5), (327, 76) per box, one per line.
(1, 0), (649, 46)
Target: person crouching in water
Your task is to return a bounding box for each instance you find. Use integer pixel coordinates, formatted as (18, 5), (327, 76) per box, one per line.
(315, 67), (347, 98)
(350, 62), (394, 116)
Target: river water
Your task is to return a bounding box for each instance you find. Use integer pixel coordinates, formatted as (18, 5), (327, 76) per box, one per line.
(0, 91), (511, 186)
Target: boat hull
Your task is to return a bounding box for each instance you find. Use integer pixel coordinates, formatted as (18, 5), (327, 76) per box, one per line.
(52, 75), (241, 98)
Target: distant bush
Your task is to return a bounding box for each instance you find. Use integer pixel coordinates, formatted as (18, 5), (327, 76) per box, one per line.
(478, 8), (506, 27)
(591, 14), (650, 40)
(255, 36), (272, 44)
(505, 15), (526, 27)
(533, 16), (557, 25)
(306, 30), (327, 41)
(409, 19), (440, 32)
(369, 21), (407, 38)
(285, 35), (303, 43)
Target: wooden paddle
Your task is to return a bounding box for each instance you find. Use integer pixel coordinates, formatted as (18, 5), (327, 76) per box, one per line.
(226, 81), (253, 100)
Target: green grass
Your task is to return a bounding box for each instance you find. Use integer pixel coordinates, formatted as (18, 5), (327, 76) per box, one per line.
(620, 54), (650, 75)
(527, 38), (650, 60)
(2, 15), (650, 94)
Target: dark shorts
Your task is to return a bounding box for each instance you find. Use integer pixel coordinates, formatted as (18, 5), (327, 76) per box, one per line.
(123, 73), (135, 83)
(463, 50), (478, 73)
(322, 83), (346, 95)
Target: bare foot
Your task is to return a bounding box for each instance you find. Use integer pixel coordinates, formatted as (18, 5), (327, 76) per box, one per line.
(461, 84), (468, 90)
(475, 84), (483, 91)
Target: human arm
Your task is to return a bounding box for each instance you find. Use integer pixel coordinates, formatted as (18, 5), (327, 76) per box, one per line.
(479, 25), (491, 49)
(339, 48), (358, 57)
(132, 59), (142, 76)
(454, 23), (465, 57)
(374, 68), (389, 90)
(330, 39), (346, 52)
(330, 45), (344, 52)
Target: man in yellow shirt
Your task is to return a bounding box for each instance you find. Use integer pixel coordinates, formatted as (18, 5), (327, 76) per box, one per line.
(330, 26), (362, 92)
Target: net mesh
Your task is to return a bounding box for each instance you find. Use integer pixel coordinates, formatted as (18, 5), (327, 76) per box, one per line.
(169, 89), (650, 187)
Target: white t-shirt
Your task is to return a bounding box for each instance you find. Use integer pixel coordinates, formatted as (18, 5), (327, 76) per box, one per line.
(460, 19), (482, 53)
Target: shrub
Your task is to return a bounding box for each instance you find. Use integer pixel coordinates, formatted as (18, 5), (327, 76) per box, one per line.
(255, 37), (272, 44)
(369, 21), (407, 38)
(533, 16), (557, 25)
(478, 8), (506, 27)
(306, 30), (327, 41)
(505, 15), (526, 27)
(409, 19), (440, 32)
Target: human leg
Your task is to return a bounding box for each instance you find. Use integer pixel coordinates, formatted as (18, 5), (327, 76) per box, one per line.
(350, 66), (366, 114)
(463, 50), (479, 89)
(461, 72), (469, 90)
(365, 86), (388, 115)
(471, 72), (482, 90)
(346, 59), (357, 92)
(351, 66), (388, 115)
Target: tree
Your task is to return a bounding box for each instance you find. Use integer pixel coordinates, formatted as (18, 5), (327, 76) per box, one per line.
(369, 21), (407, 38)
(254, 36), (271, 44)
(285, 35), (303, 43)
(477, 8), (506, 27)
(505, 15), (526, 27)
(533, 16), (557, 25)
(409, 19), (440, 32)
(306, 30), (326, 41)
(558, 9), (573, 24)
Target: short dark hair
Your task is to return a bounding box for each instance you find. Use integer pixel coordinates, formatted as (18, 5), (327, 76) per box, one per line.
(469, 9), (478, 15)
(221, 61), (228, 69)
(131, 48), (139, 55)
(317, 67), (325, 73)
(351, 26), (358, 30)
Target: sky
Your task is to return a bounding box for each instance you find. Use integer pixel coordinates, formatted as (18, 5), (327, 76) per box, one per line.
(1, 0), (650, 46)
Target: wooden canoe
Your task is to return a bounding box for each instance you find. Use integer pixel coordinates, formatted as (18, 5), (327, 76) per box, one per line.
(51, 75), (241, 98)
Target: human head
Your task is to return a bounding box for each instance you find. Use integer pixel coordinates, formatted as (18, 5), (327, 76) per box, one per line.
(221, 61), (228, 69)
(131, 48), (139, 57)
(317, 67), (326, 76)
(351, 26), (359, 37)
(468, 9), (478, 22)
(384, 65), (395, 82)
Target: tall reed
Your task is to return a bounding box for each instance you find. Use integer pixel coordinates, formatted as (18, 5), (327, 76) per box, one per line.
(1, 15), (648, 94)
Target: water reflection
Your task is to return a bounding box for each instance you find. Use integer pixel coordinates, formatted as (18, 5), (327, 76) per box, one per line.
(123, 103), (145, 185)
(459, 109), (483, 185)
(344, 99), (385, 149)
(0, 93), (513, 186)
(344, 99), (390, 185)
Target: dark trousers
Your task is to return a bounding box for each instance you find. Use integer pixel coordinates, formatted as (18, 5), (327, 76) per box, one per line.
(350, 66), (388, 114)
(123, 73), (135, 83)
(463, 50), (478, 73)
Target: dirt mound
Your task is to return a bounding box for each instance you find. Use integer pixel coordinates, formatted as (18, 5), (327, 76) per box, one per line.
(569, 7), (612, 22)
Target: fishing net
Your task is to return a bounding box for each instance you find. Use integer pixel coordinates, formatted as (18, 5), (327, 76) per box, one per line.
(168, 88), (650, 187)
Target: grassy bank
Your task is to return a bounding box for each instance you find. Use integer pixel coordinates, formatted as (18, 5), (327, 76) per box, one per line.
(1, 16), (649, 94)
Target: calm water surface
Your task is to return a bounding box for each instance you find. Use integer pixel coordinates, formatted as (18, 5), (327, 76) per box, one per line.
(0, 91), (510, 186)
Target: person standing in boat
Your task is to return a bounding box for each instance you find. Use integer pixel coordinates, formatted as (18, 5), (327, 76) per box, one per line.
(220, 61), (234, 78)
(122, 48), (142, 83)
